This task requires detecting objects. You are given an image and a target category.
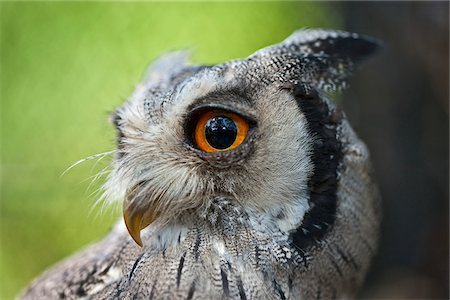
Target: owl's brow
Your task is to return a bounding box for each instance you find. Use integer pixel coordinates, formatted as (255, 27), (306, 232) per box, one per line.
(186, 87), (255, 115)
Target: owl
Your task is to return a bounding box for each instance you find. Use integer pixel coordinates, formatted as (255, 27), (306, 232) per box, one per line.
(22, 29), (381, 299)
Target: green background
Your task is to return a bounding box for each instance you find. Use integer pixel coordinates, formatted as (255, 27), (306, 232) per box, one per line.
(0, 2), (339, 298)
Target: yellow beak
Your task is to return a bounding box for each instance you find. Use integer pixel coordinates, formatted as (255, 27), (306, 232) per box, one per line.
(123, 203), (158, 247)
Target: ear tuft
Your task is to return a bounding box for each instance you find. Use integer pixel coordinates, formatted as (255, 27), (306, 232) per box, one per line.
(142, 51), (192, 89)
(250, 29), (382, 92)
(282, 29), (381, 64)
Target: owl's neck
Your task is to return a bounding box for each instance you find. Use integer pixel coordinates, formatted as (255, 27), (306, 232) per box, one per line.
(139, 196), (309, 252)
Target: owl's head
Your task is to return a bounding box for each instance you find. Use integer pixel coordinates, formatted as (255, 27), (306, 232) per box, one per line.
(103, 29), (379, 247)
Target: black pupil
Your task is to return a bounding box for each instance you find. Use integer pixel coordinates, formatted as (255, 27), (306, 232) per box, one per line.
(204, 116), (238, 149)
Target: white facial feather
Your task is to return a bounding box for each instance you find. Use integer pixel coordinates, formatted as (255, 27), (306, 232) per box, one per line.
(102, 66), (315, 248)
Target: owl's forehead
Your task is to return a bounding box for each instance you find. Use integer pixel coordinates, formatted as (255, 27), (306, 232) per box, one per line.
(124, 60), (299, 125)
(116, 28), (380, 125)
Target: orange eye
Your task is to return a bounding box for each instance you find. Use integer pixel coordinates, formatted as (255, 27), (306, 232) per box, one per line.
(194, 110), (249, 153)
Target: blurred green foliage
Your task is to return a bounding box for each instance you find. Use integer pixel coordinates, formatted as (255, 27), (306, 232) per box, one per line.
(0, 2), (339, 298)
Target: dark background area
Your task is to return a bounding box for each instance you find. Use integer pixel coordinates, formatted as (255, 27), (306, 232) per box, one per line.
(340, 2), (449, 298)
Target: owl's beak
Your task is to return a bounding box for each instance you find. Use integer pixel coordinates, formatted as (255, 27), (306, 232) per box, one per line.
(123, 203), (157, 247)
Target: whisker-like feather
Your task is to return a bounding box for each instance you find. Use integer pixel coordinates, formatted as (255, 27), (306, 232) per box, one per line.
(61, 150), (116, 177)
(86, 167), (111, 191)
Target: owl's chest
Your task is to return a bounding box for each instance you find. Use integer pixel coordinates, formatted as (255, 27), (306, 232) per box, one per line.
(109, 226), (303, 299)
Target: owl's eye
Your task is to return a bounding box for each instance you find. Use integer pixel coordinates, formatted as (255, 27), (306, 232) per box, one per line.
(194, 110), (249, 153)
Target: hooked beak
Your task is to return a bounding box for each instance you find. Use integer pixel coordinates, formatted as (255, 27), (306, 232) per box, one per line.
(123, 194), (159, 247)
